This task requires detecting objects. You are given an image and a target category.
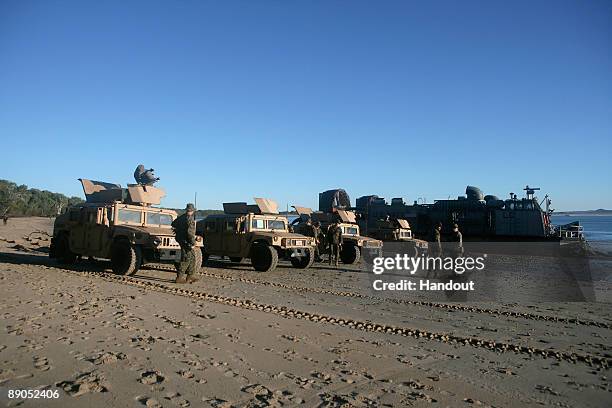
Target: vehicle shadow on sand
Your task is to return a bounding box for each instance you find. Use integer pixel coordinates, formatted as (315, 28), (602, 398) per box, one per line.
(0, 250), (179, 283)
(202, 258), (361, 274)
(0, 250), (108, 272)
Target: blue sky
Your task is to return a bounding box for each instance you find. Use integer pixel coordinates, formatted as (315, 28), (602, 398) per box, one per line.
(1, 0), (610, 211)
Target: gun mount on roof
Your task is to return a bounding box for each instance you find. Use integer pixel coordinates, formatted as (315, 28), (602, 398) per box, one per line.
(223, 198), (280, 215)
(78, 178), (165, 206)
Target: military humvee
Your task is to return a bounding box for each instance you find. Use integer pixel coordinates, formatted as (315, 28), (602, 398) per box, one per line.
(196, 198), (316, 272)
(50, 179), (202, 275)
(359, 218), (428, 257)
(291, 206), (383, 264)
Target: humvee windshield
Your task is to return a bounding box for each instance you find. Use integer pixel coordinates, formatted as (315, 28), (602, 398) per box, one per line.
(342, 225), (359, 235)
(251, 217), (287, 231)
(117, 209), (142, 224)
(146, 212), (173, 226)
(400, 230), (412, 238)
(268, 219), (286, 230)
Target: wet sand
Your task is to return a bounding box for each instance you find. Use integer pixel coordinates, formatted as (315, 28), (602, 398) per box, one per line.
(1, 217), (611, 407)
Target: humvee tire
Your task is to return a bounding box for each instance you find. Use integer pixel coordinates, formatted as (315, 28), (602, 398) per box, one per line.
(200, 249), (209, 265)
(409, 245), (419, 259)
(250, 242), (279, 272)
(174, 247), (204, 274)
(340, 244), (361, 265)
(362, 248), (382, 265)
(290, 248), (315, 269)
(111, 239), (142, 275)
(229, 257), (243, 263)
(173, 247), (203, 275)
(55, 234), (77, 264)
(193, 248), (202, 274)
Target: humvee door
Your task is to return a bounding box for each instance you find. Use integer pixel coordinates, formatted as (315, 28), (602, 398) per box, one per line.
(202, 218), (222, 253)
(222, 216), (243, 255)
(70, 206), (109, 257)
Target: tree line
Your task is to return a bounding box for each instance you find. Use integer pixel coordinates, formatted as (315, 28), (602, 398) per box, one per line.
(0, 179), (226, 219)
(0, 179), (83, 218)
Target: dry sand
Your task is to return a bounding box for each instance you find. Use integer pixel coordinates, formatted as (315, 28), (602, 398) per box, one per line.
(1, 217), (611, 407)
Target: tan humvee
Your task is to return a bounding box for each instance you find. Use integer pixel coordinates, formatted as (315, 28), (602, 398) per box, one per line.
(50, 179), (202, 275)
(359, 218), (428, 257)
(196, 198), (316, 272)
(291, 206), (383, 264)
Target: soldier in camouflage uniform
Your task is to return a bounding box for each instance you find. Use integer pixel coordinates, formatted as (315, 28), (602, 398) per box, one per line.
(449, 223), (464, 258)
(327, 220), (343, 266)
(312, 221), (323, 262)
(303, 219), (323, 262)
(430, 222), (443, 257)
(172, 203), (199, 284)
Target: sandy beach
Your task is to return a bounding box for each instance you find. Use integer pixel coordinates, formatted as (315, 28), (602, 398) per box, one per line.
(1, 217), (611, 407)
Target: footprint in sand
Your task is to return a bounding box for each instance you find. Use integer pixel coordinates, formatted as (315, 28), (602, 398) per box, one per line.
(33, 356), (51, 371)
(177, 370), (194, 379)
(241, 384), (294, 406)
(139, 370), (165, 385)
(202, 398), (232, 408)
(87, 351), (127, 365)
(165, 391), (190, 407)
(56, 371), (109, 397)
(136, 396), (162, 408)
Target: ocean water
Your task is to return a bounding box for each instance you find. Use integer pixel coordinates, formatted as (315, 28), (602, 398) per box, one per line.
(552, 215), (612, 242)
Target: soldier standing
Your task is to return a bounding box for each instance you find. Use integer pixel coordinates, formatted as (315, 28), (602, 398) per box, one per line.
(327, 221), (343, 266)
(302, 219), (321, 261)
(312, 221), (323, 262)
(430, 222), (443, 257)
(449, 223), (464, 258)
(172, 203), (199, 284)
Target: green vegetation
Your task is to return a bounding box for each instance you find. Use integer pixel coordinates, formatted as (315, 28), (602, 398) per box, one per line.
(0, 179), (225, 219)
(0, 179), (83, 218)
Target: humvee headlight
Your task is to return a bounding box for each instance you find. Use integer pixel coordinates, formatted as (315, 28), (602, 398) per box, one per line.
(153, 237), (162, 246)
(281, 238), (287, 246)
